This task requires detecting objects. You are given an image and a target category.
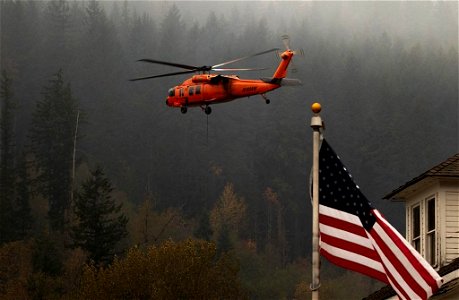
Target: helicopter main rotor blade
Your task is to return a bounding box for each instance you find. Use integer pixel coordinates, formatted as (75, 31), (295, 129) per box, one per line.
(137, 59), (199, 70)
(129, 70), (196, 81)
(212, 67), (268, 72)
(212, 48), (280, 69)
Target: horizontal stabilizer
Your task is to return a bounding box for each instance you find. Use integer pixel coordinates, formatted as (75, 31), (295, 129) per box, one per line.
(280, 78), (302, 86)
(260, 77), (302, 86)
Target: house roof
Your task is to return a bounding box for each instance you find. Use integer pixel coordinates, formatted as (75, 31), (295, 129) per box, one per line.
(363, 258), (459, 300)
(384, 153), (459, 200)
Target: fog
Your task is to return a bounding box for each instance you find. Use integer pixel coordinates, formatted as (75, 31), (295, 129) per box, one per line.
(1, 0), (457, 298)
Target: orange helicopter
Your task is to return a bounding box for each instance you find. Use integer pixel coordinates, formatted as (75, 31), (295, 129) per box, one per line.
(130, 36), (302, 115)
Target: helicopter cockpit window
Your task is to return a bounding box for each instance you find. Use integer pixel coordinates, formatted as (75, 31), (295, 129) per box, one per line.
(195, 85), (201, 95)
(189, 86), (194, 96)
(179, 88), (184, 97)
(168, 88), (175, 97)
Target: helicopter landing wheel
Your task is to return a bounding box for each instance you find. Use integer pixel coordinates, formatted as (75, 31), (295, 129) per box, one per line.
(204, 106), (212, 115)
(261, 93), (270, 104)
(181, 107), (187, 114)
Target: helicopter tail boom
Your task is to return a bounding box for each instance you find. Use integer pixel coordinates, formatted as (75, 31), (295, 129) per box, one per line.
(272, 50), (294, 80)
(260, 77), (302, 86)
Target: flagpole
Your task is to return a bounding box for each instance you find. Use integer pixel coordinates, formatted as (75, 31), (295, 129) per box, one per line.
(310, 102), (323, 300)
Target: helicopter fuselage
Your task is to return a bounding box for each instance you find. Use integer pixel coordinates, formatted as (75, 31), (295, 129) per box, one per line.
(165, 74), (281, 108)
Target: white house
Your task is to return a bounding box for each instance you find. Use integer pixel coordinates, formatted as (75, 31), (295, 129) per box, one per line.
(365, 153), (459, 300)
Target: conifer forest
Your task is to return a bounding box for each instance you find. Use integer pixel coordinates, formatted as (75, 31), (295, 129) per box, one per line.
(0, 1), (457, 299)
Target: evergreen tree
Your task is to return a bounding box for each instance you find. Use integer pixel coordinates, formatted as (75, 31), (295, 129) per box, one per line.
(194, 211), (213, 241)
(14, 154), (33, 238)
(217, 223), (233, 255)
(43, 0), (71, 71)
(159, 4), (184, 60)
(0, 71), (16, 244)
(29, 70), (79, 231)
(71, 166), (128, 265)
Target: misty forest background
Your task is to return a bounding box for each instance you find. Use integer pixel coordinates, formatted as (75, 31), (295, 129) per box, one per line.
(0, 0), (457, 299)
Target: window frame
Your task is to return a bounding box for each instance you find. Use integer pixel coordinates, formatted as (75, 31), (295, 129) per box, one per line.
(408, 195), (438, 267)
(425, 197), (437, 266)
(411, 204), (421, 252)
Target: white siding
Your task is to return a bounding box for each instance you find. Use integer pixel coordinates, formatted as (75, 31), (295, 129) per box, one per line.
(445, 191), (459, 263)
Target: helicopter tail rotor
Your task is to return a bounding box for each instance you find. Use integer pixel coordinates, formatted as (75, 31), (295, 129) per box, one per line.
(282, 34), (291, 50)
(277, 35), (304, 73)
(280, 34), (304, 55)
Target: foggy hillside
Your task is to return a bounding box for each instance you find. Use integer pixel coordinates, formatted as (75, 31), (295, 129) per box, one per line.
(1, 0), (457, 299)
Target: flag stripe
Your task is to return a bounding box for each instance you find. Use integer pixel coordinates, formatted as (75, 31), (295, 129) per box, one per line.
(319, 204), (362, 227)
(319, 213), (368, 238)
(369, 230), (416, 300)
(370, 222), (426, 299)
(320, 223), (372, 250)
(319, 205), (389, 283)
(320, 232), (382, 266)
(320, 244), (389, 284)
(373, 210), (443, 290)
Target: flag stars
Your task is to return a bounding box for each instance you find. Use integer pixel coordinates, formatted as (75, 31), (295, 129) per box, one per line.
(318, 140), (376, 225)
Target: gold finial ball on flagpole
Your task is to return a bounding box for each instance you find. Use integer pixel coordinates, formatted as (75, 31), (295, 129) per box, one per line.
(311, 102), (321, 114)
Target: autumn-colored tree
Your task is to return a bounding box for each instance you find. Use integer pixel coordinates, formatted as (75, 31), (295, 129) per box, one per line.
(210, 183), (247, 242)
(129, 197), (192, 246)
(79, 239), (246, 299)
(0, 238), (88, 300)
(0, 240), (33, 299)
(263, 187), (287, 266)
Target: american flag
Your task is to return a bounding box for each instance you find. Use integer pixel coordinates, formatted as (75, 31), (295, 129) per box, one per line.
(318, 138), (442, 300)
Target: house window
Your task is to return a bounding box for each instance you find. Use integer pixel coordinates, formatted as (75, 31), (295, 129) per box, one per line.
(426, 198), (436, 265)
(412, 205), (421, 252)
